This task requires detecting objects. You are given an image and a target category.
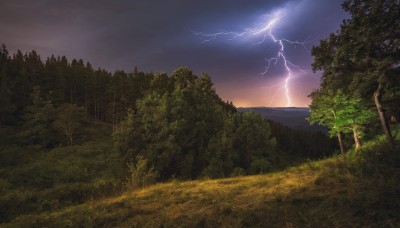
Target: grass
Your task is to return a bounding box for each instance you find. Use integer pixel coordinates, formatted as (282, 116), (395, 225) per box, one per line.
(0, 122), (124, 223)
(3, 137), (399, 227)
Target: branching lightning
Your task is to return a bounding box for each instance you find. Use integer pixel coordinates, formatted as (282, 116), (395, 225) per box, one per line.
(193, 13), (307, 107)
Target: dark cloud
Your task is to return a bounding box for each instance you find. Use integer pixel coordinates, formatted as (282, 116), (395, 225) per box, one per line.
(0, 0), (348, 106)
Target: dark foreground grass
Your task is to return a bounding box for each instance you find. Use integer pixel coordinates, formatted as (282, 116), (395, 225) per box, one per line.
(3, 137), (399, 227)
(0, 122), (124, 223)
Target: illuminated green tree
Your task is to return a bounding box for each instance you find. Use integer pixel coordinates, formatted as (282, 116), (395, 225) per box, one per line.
(336, 98), (376, 150)
(309, 90), (376, 151)
(308, 90), (348, 153)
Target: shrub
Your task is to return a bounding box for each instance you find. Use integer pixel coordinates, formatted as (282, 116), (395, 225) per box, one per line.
(231, 167), (246, 177)
(126, 155), (158, 189)
(249, 158), (272, 174)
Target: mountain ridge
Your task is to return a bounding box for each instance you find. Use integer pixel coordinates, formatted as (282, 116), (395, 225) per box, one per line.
(237, 107), (326, 132)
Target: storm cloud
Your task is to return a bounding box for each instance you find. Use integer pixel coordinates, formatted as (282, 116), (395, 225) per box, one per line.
(0, 0), (348, 107)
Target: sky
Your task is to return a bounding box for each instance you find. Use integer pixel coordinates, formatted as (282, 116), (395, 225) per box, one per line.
(0, 0), (349, 107)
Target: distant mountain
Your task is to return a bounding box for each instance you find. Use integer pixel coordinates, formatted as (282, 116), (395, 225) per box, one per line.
(238, 107), (327, 132)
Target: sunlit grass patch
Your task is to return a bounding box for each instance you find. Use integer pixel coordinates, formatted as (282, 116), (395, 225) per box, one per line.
(4, 137), (400, 227)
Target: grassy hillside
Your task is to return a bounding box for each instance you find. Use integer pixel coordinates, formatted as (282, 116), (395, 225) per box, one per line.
(0, 122), (125, 223)
(4, 137), (399, 227)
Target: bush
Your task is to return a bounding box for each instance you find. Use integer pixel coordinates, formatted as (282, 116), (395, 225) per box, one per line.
(126, 155), (158, 189)
(231, 167), (246, 177)
(249, 158), (272, 174)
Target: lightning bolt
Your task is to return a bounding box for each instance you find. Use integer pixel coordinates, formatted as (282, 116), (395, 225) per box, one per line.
(193, 13), (307, 107)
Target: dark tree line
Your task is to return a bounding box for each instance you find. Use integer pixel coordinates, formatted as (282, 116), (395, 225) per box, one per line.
(0, 45), (155, 127)
(268, 120), (337, 158)
(0, 42), (341, 181)
(0, 46), (279, 180)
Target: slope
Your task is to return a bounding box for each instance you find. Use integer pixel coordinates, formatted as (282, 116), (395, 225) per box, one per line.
(5, 137), (399, 227)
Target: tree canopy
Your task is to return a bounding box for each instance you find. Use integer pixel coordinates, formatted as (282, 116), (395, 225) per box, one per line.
(0, 41), (337, 181)
(309, 0), (400, 150)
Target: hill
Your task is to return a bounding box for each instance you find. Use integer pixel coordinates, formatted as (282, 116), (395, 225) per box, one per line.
(4, 138), (399, 227)
(238, 107), (327, 132)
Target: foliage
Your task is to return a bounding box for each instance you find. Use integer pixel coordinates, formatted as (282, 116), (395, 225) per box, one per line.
(19, 86), (57, 148)
(335, 96), (376, 149)
(0, 44), (310, 182)
(112, 68), (276, 180)
(126, 155), (158, 189)
(268, 120), (336, 159)
(230, 167), (246, 177)
(53, 104), (85, 146)
(311, 0), (400, 146)
(248, 158), (271, 174)
(308, 89), (376, 150)
(112, 109), (141, 162)
(308, 90), (346, 138)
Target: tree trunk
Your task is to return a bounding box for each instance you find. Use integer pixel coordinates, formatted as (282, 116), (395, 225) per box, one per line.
(64, 124), (73, 146)
(337, 132), (346, 154)
(94, 98), (97, 120)
(353, 127), (361, 150)
(97, 100), (100, 121)
(98, 100), (100, 121)
(94, 90), (97, 120)
(113, 88), (116, 132)
(85, 93), (88, 118)
(374, 84), (394, 146)
(70, 87), (73, 103)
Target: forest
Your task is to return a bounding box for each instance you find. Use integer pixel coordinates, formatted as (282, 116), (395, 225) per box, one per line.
(0, 43), (333, 179)
(0, 0), (399, 226)
(0, 43), (333, 222)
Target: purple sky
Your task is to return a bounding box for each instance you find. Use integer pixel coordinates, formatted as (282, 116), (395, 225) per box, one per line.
(0, 0), (349, 107)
